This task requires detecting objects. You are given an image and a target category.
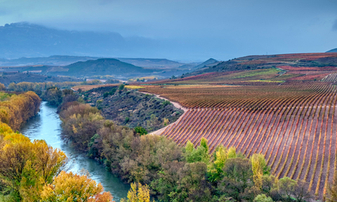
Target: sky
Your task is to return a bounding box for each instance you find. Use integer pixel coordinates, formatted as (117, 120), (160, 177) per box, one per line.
(0, 0), (336, 61)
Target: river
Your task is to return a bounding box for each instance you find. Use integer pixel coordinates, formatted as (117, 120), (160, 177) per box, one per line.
(20, 101), (129, 201)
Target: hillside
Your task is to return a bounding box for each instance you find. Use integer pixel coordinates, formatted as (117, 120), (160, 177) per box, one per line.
(117, 58), (184, 69)
(327, 48), (337, 52)
(83, 86), (183, 132)
(188, 52), (337, 76)
(124, 52), (337, 199)
(0, 55), (99, 66)
(0, 72), (81, 86)
(193, 58), (219, 69)
(57, 58), (154, 78)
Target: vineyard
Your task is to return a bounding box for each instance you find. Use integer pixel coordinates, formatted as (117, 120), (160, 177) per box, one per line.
(64, 52), (337, 199)
(138, 82), (337, 199)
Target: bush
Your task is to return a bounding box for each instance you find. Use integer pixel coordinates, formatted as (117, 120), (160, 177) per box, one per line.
(134, 126), (147, 136)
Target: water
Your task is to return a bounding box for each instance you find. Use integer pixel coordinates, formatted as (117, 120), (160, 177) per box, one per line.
(20, 101), (129, 201)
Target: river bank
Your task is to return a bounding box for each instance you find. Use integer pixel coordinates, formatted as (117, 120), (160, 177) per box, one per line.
(20, 101), (129, 202)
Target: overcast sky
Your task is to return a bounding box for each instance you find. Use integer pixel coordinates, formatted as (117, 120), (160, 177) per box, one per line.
(0, 0), (336, 61)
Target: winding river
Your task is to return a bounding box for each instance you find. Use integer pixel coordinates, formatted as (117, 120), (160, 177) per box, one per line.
(20, 102), (129, 201)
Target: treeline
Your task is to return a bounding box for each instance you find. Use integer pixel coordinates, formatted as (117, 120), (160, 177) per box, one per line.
(0, 122), (113, 201)
(6, 80), (110, 96)
(7, 82), (81, 94)
(7, 83), (80, 107)
(59, 101), (328, 202)
(0, 91), (41, 131)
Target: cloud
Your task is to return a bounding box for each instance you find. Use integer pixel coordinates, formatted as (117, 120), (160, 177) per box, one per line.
(0, 0), (336, 60)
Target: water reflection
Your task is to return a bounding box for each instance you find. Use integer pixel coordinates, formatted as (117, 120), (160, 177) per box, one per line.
(20, 102), (129, 201)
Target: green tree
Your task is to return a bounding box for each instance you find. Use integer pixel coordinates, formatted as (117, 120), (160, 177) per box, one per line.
(254, 194), (274, 202)
(218, 158), (256, 201)
(44, 87), (62, 106)
(134, 126), (147, 136)
(278, 177), (296, 201)
(184, 138), (210, 163)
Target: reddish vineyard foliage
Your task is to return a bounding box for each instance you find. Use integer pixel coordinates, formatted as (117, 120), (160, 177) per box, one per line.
(142, 83), (337, 199)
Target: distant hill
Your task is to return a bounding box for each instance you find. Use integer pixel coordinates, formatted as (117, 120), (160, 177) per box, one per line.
(0, 22), (156, 58)
(0, 55), (99, 66)
(327, 48), (337, 53)
(188, 53), (337, 76)
(193, 58), (219, 69)
(0, 72), (80, 86)
(58, 58), (154, 77)
(0, 56), (201, 79)
(118, 58), (184, 69)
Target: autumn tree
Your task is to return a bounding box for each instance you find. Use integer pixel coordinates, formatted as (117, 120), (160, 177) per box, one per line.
(0, 83), (5, 91)
(121, 183), (151, 202)
(251, 154), (269, 188)
(41, 171), (113, 202)
(0, 132), (67, 201)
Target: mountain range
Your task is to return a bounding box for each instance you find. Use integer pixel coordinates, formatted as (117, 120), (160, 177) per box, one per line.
(0, 22), (157, 58)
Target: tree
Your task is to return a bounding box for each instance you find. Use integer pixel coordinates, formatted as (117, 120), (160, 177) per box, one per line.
(277, 177), (296, 201)
(0, 83), (5, 91)
(254, 194), (274, 202)
(0, 133), (68, 201)
(134, 126), (147, 136)
(0, 133), (33, 200)
(292, 180), (312, 202)
(44, 87), (62, 106)
(208, 145), (228, 183)
(184, 138), (210, 163)
(41, 171), (113, 201)
(261, 175), (277, 195)
(121, 183), (151, 202)
(169, 162), (212, 202)
(218, 158), (255, 201)
(251, 154), (269, 188)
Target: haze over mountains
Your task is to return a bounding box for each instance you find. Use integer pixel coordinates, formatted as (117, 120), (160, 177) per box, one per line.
(0, 22), (157, 59)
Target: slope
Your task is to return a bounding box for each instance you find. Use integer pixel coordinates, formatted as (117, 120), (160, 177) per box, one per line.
(58, 58), (154, 77)
(327, 48), (337, 53)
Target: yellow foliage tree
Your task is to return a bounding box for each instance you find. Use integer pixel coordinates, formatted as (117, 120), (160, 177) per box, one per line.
(41, 171), (113, 202)
(121, 183), (151, 202)
(250, 154), (267, 188)
(0, 131), (68, 201)
(227, 146), (237, 159)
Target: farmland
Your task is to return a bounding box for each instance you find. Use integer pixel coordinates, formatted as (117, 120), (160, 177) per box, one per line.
(139, 83), (336, 198)
(132, 53), (337, 199)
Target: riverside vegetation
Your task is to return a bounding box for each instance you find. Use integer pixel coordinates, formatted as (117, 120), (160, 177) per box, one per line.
(0, 90), (115, 201)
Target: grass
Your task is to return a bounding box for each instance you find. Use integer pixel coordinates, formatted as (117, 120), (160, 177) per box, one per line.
(232, 68), (281, 79)
(73, 84), (120, 91)
(246, 80), (285, 83)
(125, 85), (145, 89)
